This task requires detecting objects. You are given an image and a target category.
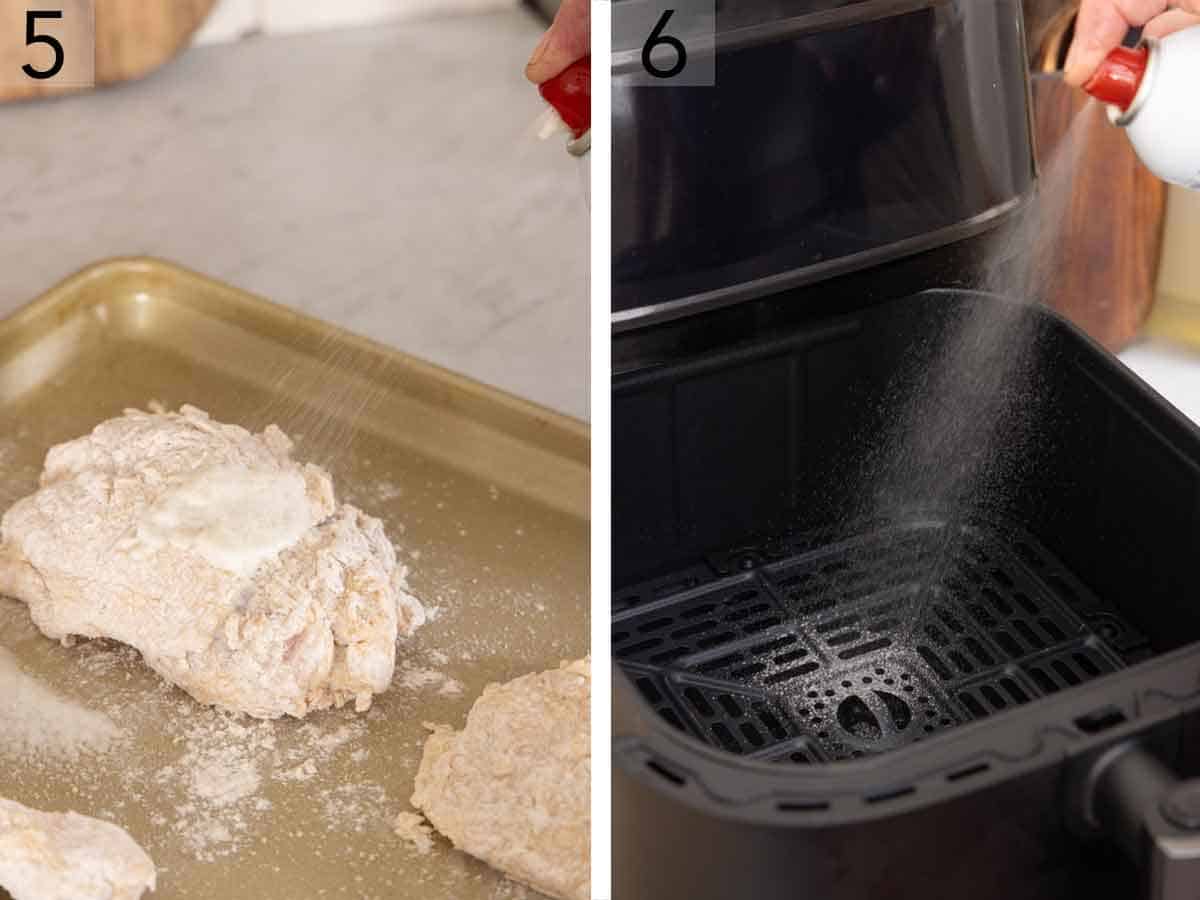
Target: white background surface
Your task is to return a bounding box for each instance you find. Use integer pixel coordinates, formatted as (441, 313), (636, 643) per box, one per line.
(1120, 341), (1200, 425)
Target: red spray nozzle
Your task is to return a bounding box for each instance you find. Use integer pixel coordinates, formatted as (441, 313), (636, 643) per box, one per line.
(1083, 45), (1149, 110)
(538, 56), (590, 140)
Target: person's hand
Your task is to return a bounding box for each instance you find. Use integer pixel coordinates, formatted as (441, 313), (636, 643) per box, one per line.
(1064, 0), (1200, 86)
(525, 0), (590, 84)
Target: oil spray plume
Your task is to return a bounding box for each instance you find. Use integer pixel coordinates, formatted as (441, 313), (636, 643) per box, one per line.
(821, 103), (1098, 608)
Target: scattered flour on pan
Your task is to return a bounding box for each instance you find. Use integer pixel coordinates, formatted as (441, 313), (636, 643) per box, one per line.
(393, 811), (435, 855)
(153, 713), (276, 860)
(397, 663), (463, 696)
(375, 481), (403, 502)
(142, 710), (382, 860)
(278, 758), (319, 783)
(321, 782), (390, 833)
(299, 721), (366, 755)
(275, 724), (363, 783)
(0, 647), (121, 760)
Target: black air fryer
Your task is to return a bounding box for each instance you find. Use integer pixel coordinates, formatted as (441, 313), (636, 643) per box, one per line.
(611, 3), (1200, 899)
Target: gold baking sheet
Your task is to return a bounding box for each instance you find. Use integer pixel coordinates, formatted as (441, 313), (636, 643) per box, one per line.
(0, 258), (589, 900)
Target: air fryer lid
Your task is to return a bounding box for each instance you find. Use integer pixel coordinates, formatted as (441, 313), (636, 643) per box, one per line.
(611, 0), (1036, 329)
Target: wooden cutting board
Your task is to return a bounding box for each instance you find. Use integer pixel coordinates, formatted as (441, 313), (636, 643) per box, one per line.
(0, 0), (215, 103)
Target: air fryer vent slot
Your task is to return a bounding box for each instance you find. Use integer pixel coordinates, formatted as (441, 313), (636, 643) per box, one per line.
(614, 518), (1148, 763)
(669, 678), (800, 756)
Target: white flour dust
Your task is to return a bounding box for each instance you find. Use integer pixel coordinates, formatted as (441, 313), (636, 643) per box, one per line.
(397, 663), (464, 696)
(146, 710), (382, 861)
(0, 647), (121, 760)
(153, 713), (275, 860)
(322, 782), (391, 833)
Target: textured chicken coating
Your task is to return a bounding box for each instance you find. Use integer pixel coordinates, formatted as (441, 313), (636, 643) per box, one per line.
(410, 658), (590, 900)
(0, 797), (155, 900)
(0, 406), (424, 718)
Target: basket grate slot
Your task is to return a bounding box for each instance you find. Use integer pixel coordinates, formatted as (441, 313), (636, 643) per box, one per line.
(729, 662), (767, 679)
(774, 649), (807, 665)
(671, 620), (717, 640)
(749, 635), (797, 655)
(1015, 541), (1044, 568)
(827, 630), (862, 647)
(636, 677), (662, 705)
(684, 686), (714, 717)
(1014, 593), (1039, 615)
(763, 662), (820, 685)
(740, 722), (765, 747)
(613, 563), (718, 612)
(668, 678), (801, 755)
(613, 578), (791, 666)
(696, 631), (737, 650)
(836, 637), (892, 660)
(711, 722), (741, 753)
(637, 616), (674, 634)
(755, 704), (790, 741)
(1046, 574), (1082, 608)
(1000, 676), (1030, 704)
(1013, 619), (1046, 650)
(648, 647), (689, 666)
(660, 707), (685, 729)
(918, 646), (953, 680)
(742, 616), (782, 634)
(622, 638), (663, 656)
(621, 667), (699, 739)
(696, 653), (740, 674)
(958, 676), (1031, 718)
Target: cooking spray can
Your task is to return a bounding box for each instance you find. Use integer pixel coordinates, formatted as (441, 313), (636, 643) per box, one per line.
(537, 56), (590, 207)
(539, 55), (591, 157)
(1084, 28), (1200, 189)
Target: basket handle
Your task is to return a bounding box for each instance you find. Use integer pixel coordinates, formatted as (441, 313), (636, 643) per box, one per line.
(1073, 740), (1200, 898)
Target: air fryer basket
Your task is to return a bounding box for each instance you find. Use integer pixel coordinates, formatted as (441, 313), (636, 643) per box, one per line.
(613, 291), (1200, 900)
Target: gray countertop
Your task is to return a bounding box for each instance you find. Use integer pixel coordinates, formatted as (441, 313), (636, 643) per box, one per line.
(0, 9), (589, 420)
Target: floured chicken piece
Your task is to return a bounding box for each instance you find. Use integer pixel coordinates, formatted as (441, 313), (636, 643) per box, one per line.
(410, 658), (590, 900)
(0, 797), (155, 900)
(0, 406), (424, 718)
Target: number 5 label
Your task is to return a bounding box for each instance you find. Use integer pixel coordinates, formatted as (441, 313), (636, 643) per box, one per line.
(613, 0), (715, 87)
(0, 1), (94, 92)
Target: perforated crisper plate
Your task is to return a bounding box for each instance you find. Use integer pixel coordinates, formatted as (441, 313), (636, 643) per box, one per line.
(613, 518), (1151, 762)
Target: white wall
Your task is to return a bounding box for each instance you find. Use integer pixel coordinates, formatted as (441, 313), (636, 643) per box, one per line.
(193, 0), (520, 45)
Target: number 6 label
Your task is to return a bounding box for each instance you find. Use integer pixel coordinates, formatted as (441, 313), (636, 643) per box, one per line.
(0, 0), (94, 92)
(614, 0), (715, 87)
(642, 11), (687, 79)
